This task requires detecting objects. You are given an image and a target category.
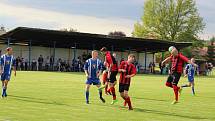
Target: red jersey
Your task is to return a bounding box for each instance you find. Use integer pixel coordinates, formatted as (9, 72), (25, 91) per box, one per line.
(105, 51), (118, 71)
(119, 61), (136, 85)
(170, 53), (189, 73)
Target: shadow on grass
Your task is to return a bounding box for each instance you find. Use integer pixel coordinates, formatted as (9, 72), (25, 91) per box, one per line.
(9, 95), (70, 106)
(134, 107), (213, 120)
(132, 97), (168, 102)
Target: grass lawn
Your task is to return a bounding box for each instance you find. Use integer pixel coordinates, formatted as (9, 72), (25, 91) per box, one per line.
(0, 71), (214, 121)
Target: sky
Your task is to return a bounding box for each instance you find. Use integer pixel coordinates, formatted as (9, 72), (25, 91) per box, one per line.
(0, 0), (214, 40)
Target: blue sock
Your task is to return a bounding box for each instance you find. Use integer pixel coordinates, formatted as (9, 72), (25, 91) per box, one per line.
(86, 91), (89, 102)
(2, 87), (6, 96)
(192, 86), (195, 95)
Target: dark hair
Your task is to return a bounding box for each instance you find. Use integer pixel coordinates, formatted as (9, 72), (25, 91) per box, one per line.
(100, 47), (107, 52)
(6, 47), (12, 51)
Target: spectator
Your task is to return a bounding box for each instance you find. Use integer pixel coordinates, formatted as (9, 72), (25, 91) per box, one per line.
(152, 62), (155, 73)
(16, 56), (21, 70)
(45, 56), (50, 71)
(25, 59), (28, 71)
(32, 59), (37, 71)
(38, 55), (44, 71)
(82, 52), (87, 62)
(149, 62), (153, 73)
(20, 58), (24, 71)
(57, 58), (62, 71)
(50, 56), (54, 71)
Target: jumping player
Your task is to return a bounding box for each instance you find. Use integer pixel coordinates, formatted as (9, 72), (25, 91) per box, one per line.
(0, 47), (16, 98)
(118, 54), (136, 110)
(161, 46), (197, 104)
(84, 50), (105, 104)
(100, 47), (118, 105)
(181, 58), (199, 95)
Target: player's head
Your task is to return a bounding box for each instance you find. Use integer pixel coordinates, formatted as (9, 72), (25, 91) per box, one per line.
(112, 52), (116, 58)
(191, 58), (195, 63)
(128, 54), (135, 63)
(92, 50), (98, 59)
(100, 47), (107, 54)
(6, 47), (13, 55)
(168, 46), (178, 56)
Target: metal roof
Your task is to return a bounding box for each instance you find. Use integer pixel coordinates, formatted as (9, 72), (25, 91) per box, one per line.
(0, 27), (192, 52)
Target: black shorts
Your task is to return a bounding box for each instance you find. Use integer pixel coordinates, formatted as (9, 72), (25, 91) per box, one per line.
(166, 72), (181, 85)
(119, 83), (130, 92)
(109, 71), (118, 83)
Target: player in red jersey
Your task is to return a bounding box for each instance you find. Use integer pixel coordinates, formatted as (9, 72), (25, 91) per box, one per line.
(161, 46), (198, 104)
(100, 47), (118, 104)
(118, 54), (136, 110)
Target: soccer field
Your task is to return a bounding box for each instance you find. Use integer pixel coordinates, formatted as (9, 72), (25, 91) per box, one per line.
(0, 71), (214, 121)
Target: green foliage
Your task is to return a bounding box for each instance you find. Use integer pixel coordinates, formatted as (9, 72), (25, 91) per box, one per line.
(207, 37), (215, 64)
(108, 31), (126, 37)
(133, 0), (205, 43)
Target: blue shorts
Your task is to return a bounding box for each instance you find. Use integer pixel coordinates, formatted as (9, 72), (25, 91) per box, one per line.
(1, 73), (11, 81)
(86, 78), (101, 85)
(188, 76), (194, 82)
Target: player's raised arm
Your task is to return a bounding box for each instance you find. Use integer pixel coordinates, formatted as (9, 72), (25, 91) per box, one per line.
(161, 57), (171, 66)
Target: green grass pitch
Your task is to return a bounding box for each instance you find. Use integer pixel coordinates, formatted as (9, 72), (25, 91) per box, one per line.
(0, 71), (215, 121)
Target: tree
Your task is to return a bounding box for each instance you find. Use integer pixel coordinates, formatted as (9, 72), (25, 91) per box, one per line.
(108, 31), (126, 37)
(0, 25), (6, 35)
(207, 37), (215, 65)
(133, 0), (205, 43)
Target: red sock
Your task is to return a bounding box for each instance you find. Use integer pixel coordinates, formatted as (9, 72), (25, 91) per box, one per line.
(166, 82), (173, 88)
(122, 97), (127, 106)
(110, 87), (116, 100)
(125, 97), (132, 109)
(173, 85), (179, 101)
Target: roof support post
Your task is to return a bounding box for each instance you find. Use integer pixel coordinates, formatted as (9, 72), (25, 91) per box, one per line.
(161, 52), (164, 61)
(73, 43), (77, 59)
(28, 40), (32, 70)
(128, 47), (131, 54)
(52, 41), (56, 71)
(92, 44), (95, 50)
(144, 49), (147, 72)
(121, 50), (123, 60)
(7, 37), (11, 47)
(111, 45), (114, 53)
(152, 52), (155, 63)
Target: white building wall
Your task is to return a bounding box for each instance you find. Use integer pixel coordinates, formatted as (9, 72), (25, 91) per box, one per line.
(0, 44), (154, 67)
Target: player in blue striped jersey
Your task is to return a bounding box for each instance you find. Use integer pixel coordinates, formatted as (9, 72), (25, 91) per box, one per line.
(0, 47), (16, 98)
(84, 50), (105, 104)
(181, 58), (199, 95)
